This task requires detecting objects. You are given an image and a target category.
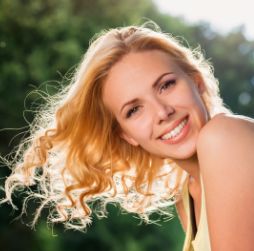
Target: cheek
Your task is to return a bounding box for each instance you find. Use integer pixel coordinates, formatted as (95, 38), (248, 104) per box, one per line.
(121, 116), (153, 141)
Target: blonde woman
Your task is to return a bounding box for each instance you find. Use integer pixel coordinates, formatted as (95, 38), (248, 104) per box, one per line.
(3, 24), (254, 251)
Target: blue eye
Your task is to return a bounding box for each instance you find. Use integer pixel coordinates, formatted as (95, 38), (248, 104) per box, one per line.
(159, 79), (176, 93)
(126, 106), (139, 118)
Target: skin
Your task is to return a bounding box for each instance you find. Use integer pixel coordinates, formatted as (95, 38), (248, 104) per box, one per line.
(103, 50), (208, 161)
(102, 50), (254, 250)
(196, 114), (254, 250)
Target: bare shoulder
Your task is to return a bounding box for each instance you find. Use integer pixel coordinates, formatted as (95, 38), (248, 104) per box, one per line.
(197, 112), (254, 156)
(196, 112), (254, 183)
(196, 113), (254, 250)
(199, 112), (254, 137)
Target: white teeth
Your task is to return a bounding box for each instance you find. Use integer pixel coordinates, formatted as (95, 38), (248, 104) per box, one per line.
(161, 118), (188, 140)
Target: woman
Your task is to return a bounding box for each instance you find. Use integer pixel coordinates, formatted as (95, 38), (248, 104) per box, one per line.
(3, 24), (254, 250)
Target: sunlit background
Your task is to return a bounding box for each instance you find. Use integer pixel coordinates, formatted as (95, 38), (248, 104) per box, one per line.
(154, 0), (253, 40)
(0, 0), (253, 251)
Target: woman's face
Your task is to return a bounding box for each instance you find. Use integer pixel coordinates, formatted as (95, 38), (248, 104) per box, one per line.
(102, 50), (209, 159)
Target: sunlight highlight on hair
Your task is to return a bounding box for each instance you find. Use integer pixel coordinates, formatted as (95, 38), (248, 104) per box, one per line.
(1, 22), (231, 230)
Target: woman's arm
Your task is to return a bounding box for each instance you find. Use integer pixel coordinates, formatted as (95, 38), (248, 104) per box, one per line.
(197, 114), (254, 251)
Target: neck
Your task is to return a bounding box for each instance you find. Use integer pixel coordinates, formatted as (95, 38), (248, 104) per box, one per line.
(174, 153), (200, 184)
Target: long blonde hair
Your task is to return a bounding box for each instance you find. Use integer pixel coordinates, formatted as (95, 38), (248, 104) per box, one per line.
(2, 23), (230, 230)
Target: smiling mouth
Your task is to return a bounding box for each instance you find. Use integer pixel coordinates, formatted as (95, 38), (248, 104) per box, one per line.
(160, 116), (189, 140)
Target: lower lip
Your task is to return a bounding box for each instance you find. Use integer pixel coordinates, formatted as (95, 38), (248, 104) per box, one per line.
(161, 116), (190, 145)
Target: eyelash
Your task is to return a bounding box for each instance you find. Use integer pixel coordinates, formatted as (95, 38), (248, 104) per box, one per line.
(159, 79), (176, 93)
(125, 79), (176, 119)
(126, 106), (139, 118)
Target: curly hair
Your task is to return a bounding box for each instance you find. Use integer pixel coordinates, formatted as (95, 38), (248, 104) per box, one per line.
(2, 22), (231, 230)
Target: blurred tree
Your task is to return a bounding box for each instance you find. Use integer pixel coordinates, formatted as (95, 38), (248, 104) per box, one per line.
(184, 23), (254, 116)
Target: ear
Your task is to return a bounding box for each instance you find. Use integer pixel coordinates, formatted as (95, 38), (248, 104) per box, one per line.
(120, 131), (139, 146)
(193, 74), (206, 94)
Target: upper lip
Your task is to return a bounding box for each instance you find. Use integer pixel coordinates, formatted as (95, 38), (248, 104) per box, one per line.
(158, 115), (188, 139)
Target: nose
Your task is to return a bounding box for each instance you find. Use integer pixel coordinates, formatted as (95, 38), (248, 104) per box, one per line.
(152, 98), (175, 124)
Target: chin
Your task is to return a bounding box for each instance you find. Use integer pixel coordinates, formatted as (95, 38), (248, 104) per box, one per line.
(156, 150), (195, 160)
(176, 151), (197, 160)
(166, 146), (197, 160)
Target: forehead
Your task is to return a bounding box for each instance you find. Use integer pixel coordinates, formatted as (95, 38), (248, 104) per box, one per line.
(102, 50), (181, 112)
(107, 50), (177, 80)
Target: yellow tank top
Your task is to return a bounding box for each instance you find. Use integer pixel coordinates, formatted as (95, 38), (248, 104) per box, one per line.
(181, 174), (211, 251)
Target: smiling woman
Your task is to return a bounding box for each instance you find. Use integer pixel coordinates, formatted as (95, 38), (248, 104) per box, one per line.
(102, 50), (208, 159)
(2, 23), (254, 251)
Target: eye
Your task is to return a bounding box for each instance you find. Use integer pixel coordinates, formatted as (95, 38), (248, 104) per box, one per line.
(126, 106), (139, 118)
(159, 79), (176, 93)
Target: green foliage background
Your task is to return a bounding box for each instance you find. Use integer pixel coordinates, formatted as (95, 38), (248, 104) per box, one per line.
(0, 0), (253, 250)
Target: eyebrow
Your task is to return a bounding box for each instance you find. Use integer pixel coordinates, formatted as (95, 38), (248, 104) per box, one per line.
(120, 72), (174, 114)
